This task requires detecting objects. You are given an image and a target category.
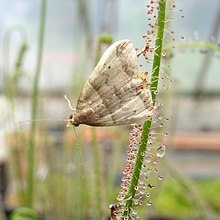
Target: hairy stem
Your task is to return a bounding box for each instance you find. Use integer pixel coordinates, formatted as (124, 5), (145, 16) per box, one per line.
(123, 0), (167, 217)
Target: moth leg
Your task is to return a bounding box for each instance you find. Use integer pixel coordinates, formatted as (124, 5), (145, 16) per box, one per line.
(136, 49), (145, 57)
(136, 44), (151, 57)
(133, 71), (151, 85)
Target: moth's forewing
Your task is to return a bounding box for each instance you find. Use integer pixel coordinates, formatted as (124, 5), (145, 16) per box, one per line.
(72, 39), (154, 126)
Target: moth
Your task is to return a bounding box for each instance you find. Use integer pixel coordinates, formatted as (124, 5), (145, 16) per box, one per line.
(66, 39), (154, 127)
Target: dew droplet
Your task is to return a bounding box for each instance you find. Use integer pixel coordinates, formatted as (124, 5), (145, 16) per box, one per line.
(125, 193), (132, 201)
(154, 168), (159, 173)
(148, 140), (153, 145)
(156, 145), (166, 158)
(146, 200), (152, 206)
(139, 201), (143, 206)
(134, 201), (139, 206)
(139, 181), (144, 185)
(146, 156), (152, 163)
(154, 90), (158, 95)
(158, 175), (163, 181)
(131, 210), (138, 218)
(162, 52), (166, 57)
(153, 159), (158, 165)
(158, 116), (163, 120)
(146, 192), (150, 198)
(147, 168), (152, 173)
(147, 147), (152, 152)
(117, 194), (124, 201)
(151, 130), (155, 135)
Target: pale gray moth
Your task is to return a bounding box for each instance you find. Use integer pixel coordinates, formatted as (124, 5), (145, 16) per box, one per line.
(66, 39), (154, 127)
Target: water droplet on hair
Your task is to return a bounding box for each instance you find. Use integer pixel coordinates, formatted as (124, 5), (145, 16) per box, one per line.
(162, 52), (166, 57)
(153, 160), (158, 165)
(154, 90), (159, 95)
(146, 156), (152, 163)
(147, 147), (152, 152)
(156, 145), (166, 158)
(125, 193), (132, 201)
(146, 200), (152, 206)
(131, 210), (138, 218)
(117, 194), (124, 201)
(139, 201), (143, 206)
(147, 168), (152, 173)
(158, 175), (163, 181)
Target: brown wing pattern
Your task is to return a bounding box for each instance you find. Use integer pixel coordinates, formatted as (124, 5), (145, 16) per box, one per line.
(72, 40), (154, 126)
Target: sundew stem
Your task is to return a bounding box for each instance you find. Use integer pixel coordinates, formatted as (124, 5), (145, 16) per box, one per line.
(27, 0), (47, 207)
(123, 0), (167, 217)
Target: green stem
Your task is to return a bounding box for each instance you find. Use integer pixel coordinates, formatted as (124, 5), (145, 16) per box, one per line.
(5, 42), (27, 114)
(27, 0), (46, 207)
(3, 25), (27, 118)
(91, 34), (113, 219)
(91, 128), (103, 219)
(12, 43), (28, 83)
(123, 0), (167, 217)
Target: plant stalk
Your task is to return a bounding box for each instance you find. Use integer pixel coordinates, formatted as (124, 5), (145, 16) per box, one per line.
(27, 0), (47, 207)
(123, 0), (167, 217)
(91, 34), (113, 219)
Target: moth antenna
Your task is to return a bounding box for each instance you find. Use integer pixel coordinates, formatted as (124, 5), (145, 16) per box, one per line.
(64, 94), (74, 111)
(16, 118), (68, 124)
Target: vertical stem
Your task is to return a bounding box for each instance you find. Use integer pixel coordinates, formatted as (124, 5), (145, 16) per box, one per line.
(91, 127), (103, 219)
(27, 0), (47, 207)
(123, 0), (166, 217)
(150, 0), (166, 104)
(91, 34), (113, 219)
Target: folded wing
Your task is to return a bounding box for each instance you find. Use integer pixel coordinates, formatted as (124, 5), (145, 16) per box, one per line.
(74, 40), (154, 126)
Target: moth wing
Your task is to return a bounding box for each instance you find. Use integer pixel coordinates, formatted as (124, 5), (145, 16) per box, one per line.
(74, 39), (154, 126)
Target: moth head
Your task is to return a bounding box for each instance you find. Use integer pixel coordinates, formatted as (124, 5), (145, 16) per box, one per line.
(66, 113), (79, 127)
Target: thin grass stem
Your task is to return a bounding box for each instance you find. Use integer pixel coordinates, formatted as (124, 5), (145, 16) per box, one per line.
(27, 0), (47, 207)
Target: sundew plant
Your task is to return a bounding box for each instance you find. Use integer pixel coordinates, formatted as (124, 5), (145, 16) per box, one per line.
(111, 0), (169, 219)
